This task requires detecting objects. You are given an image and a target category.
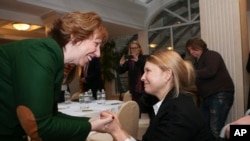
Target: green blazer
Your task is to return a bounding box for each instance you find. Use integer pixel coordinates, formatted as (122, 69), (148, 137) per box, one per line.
(0, 38), (91, 141)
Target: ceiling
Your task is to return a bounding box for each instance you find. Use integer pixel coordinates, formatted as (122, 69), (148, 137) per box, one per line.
(0, 0), (155, 44)
(0, 0), (249, 45)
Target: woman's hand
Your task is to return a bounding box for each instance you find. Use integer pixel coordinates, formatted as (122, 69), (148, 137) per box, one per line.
(100, 111), (121, 133)
(119, 55), (127, 66)
(88, 114), (114, 132)
(100, 111), (130, 141)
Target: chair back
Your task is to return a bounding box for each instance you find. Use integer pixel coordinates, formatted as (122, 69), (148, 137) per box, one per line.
(117, 101), (139, 138)
(137, 113), (150, 140)
(123, 91), (132, 102)
(87, 101), (139, 141)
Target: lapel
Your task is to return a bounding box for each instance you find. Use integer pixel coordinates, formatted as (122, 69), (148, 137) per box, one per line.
(150, 89), (176, 122)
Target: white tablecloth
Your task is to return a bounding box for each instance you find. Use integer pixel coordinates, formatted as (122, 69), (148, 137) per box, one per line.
(58, 100), (123, 118)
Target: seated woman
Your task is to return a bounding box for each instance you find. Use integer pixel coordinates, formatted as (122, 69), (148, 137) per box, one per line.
(101, 50), (212, 141)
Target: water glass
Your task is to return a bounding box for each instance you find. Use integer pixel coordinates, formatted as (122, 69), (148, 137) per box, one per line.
(79, 93), (85, 109)
(64, 91), (71, 104)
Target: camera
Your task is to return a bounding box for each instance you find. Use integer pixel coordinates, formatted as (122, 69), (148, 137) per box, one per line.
(124, 55), (133, 59)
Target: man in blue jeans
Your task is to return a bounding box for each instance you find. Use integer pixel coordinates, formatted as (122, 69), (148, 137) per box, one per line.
(186, 38), (234, 141)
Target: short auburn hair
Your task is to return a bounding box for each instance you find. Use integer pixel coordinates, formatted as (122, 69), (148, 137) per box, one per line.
(48, 11), (108, 48)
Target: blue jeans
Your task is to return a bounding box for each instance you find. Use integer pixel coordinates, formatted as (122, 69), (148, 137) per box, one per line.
(199, 92), (234, 141)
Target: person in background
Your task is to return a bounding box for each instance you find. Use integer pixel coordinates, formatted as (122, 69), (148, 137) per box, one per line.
(58, 63), (76, 103)
(186, 37), (234, 141)
(0, 11), (114, 141)
(81, 57), (104, 99)
(101, 50), (211, 141)
(117, 40), (146, 105)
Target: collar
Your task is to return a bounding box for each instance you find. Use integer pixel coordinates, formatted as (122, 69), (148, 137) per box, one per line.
(153, 99), (163, 115)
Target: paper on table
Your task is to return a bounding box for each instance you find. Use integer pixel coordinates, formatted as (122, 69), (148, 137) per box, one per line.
(75, 109), (100, 112)
(105, 100), (123, 105)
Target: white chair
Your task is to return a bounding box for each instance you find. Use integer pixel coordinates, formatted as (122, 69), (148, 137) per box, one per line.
(123, 91), (132, 102)
(137, 113), (150, 140)
(219, 109), (250, 138)
(87, 101), (140, 141)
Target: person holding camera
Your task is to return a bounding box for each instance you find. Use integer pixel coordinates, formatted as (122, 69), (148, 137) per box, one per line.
(118, 41), (146, 107)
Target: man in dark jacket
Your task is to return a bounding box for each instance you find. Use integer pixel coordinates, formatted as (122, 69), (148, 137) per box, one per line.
(186, 37), (234, 141)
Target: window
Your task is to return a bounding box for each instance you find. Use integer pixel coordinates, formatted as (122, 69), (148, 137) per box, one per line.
(148, 0), (200, 56)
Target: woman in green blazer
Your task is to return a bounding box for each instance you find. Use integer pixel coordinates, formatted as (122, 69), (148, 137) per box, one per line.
(0, 11), (113, 141)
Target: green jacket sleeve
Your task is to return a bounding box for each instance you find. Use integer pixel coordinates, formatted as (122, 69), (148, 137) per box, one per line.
(13, 38), (91, 141)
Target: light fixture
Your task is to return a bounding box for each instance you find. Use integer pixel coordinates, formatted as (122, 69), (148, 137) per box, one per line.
(12, 23), (30, 31)
(149, 43), (157, 48)
(167, 46), (173, 50)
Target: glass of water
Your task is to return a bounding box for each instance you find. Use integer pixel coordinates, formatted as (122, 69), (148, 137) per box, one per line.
(79, 93), (85, 109)
(64, 90), (71, 104)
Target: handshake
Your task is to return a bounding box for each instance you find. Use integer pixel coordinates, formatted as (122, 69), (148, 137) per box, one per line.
(88, 111), (135, 141)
